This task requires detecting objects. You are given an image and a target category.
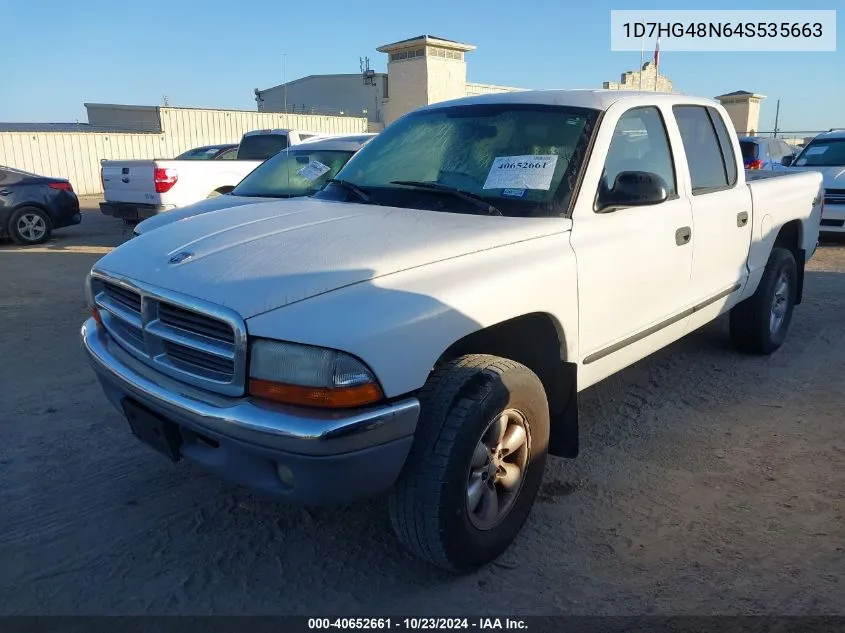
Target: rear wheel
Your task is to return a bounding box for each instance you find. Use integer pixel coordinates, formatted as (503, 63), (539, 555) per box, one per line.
(730, 247), (797, 354)
(9, 206), (52, 245)
(388, 354), (549, 572)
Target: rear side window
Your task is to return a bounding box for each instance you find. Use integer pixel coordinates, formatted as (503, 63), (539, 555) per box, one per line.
(708, 107), (737, 185)
(237, 134), (289, 160)
(673, 106), (736, 193)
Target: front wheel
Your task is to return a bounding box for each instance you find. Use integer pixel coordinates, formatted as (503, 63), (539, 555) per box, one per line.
(730, 247), (797, 354)
(9, 206), (52, 245)
(388, 354), (549, 572)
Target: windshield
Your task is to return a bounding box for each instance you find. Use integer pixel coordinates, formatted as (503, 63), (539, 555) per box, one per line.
(318, 104), (599, 217)
(793, 138), (845, 167)
(739, 141), (759, 161)
(237, 134), (289, 160)
(176, 146), (227, 160)
(231, 149), (355, 198)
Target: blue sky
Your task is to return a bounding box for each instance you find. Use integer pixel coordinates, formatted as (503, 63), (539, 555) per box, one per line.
(2, 0), (841, 131)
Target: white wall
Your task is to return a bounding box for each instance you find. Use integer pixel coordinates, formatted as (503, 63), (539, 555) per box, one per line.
(0, 107), (367, 195)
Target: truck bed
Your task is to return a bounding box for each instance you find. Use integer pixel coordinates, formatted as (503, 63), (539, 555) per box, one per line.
(743, 169), (823, 297)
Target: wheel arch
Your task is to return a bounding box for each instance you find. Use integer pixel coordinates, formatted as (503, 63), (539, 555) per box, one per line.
(7, 201), (54, 230)
(773, 219), (805, 304)
(436, 312), (579, 458)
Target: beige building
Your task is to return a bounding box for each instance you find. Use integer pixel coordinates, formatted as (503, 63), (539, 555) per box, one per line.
(714, 91), (765, 136)
(256, 35), (524, 127)
(603, 62), (674, 93)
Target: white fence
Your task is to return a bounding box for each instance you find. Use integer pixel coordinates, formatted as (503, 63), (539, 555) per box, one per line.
(0, 107), (368, 195)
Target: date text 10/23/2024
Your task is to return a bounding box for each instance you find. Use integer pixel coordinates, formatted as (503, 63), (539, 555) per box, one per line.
(308, 618), (529, 630)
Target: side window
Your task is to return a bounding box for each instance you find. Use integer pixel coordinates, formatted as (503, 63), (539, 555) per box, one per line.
(601, 106), (676, 199)
(673, 105), (733, 193)
(217, 148), (238, 160)
(708, 107), (738, 185)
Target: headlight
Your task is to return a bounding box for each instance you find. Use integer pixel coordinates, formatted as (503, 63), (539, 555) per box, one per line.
(85, 272), (94, 308)
(248, 339), (383, 408)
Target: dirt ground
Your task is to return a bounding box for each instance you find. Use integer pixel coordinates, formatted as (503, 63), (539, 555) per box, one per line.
(1, 198), (843, 615)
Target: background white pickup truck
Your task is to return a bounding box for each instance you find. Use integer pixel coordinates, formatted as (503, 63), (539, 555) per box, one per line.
(82, 90), (823, 573)
(132, 134), (376, 236)
(99, 129), (319, 221)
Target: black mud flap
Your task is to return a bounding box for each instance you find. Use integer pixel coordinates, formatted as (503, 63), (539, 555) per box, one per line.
(548, 363), (578, 458)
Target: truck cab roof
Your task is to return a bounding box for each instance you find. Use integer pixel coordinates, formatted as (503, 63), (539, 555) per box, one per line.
(418, 89), (719, 114)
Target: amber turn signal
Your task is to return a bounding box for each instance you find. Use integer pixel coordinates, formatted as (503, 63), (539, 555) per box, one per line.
(92, 307), (104, 328)
(249, 379), (383, 409)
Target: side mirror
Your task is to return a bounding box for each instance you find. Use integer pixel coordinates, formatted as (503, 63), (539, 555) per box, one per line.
(597, 171), (669, 212)
(781, 155), (794, 167)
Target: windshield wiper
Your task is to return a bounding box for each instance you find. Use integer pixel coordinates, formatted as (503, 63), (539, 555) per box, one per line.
(390, 181), (503, 216)
(326, 179), (381, 205)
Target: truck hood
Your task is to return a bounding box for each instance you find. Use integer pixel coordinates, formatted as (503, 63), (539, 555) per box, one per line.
(791, 165), (845, 188)
(134, 195), (269, 235)
(95, 198), (570, 319)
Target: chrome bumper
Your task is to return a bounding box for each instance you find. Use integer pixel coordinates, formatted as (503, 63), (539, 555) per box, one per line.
(81, 318), (420, 456)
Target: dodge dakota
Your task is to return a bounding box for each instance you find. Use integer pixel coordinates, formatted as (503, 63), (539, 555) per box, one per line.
(82, 90), (823, 572)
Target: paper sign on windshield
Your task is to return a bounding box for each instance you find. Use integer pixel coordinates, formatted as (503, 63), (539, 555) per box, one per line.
(297, 160), (331, 181)
(804, 146), (828, 156)
(483, 155), (558, 190)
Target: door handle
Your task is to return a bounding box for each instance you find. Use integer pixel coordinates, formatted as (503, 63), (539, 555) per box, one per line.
(675, 226), (691, 246)
(0, 189), (11, 196)
(737, 211), (749, 227)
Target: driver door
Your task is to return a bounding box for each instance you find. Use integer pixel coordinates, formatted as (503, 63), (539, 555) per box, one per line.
(570, 105), (694, 390)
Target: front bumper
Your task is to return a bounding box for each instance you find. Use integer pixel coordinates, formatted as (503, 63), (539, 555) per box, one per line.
(81, 318), (419, 504)
(100, 202), (173, 221)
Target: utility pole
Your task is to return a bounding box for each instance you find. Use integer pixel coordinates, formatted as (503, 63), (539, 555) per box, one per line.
(653, 37), (660, 91)
(283, 53), (288, 113)
(773, 99), (781, 138)
(639, 33), (644, 90)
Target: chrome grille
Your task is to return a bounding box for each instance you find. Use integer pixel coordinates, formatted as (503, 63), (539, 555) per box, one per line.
(91, 275), (247, 396)
(824, 188), (845, 206)
(159, 303), (235, 343)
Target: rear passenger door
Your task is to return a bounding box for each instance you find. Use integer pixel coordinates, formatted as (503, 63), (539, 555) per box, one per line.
(672, 105), (752, 333)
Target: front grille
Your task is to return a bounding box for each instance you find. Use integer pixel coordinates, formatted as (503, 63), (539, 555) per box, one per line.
(824, 188), (845, 206)
(162, 340), (235, 379)
(92, 275), (246, 396)
(103, 282), (142, 313)
(159, 303), (235, 343)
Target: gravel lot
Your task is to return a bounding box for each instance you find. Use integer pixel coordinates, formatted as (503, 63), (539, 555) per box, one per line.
(1, 199), (843, 615)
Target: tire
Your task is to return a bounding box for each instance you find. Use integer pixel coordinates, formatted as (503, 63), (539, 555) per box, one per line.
(730, 247), (797, 355)
(9, 206), (52, 245)
(389, 354), (550, 572)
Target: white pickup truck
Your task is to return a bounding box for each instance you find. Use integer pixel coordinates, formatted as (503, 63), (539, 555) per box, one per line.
(99, 129), (319, 222)
(82, 90), (823, 572)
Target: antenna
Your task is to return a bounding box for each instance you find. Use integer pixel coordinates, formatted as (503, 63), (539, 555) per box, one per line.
(360, 56), (375, 86)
